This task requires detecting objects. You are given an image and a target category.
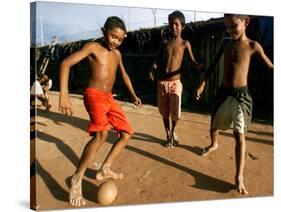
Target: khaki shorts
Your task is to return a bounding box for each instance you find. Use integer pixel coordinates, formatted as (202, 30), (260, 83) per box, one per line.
(157, 80), (182, 121)
(211, 86), (252, 134)
(212, 96), (246, 133)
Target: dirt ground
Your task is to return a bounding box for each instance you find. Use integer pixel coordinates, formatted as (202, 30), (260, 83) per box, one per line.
(31, 91), (273, 211)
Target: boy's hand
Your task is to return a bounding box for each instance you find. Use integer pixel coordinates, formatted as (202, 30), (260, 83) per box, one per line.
(148, 71), (154, 81)
(195, 81), (206, 100)
(132, 96), (142, 107)
(59, 93), (73, 116)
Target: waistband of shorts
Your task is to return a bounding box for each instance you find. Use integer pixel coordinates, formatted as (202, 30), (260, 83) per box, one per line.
(84, 87), (112, 97)
(221, 85), (249, 93)
(158, 79), (181, 83)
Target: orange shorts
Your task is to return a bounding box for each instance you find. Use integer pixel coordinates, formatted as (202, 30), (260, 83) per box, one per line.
(157, 79), (182, 121)
(83, 87), (133, 136)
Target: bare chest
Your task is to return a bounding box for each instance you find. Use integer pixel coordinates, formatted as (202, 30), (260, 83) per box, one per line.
(224, 42), (253, 63)
(166, 42), (185, 57)
(89, 50), (119, 69)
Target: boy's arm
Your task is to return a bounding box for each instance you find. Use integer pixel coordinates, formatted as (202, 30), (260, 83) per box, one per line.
(195, 38), (226, 98)
(59, 42), (94, 115)
(185, 41), (204, 70)
(117, 51), (142, 107)
(149, 41), (165, 81)
(148, 62), (157, 81)
(254, 41), (273, 71)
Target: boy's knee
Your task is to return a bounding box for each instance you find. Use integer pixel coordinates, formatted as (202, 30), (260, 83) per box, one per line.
(233, 130), (245, 142)
(100, 131), (108, 142)
(120, 131), (132, 140)
(210, 128), (219, 135)
(95, 131), (108, 142)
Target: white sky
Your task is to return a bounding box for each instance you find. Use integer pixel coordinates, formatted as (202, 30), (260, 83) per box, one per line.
(31, 1), (223, 45)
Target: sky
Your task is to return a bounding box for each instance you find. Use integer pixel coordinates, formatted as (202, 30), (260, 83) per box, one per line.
(30, 1), (223, 46)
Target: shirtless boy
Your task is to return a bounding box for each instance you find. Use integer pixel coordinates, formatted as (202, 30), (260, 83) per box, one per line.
(196, 14), (273, 194)
(59, 16), (141, 207)
(149, 10), (202, 148)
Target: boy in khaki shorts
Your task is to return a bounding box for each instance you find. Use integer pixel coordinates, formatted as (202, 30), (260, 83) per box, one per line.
(196, 14), (273, 194)
(149, 10), (202, 148)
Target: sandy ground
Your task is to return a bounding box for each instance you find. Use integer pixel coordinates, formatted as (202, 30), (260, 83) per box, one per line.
(31, 91), (273, 210)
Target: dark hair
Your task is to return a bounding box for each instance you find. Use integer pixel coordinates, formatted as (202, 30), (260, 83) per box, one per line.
(224, 13), (250, 20)
(103, 16), (126, 33)
(168, 10), (185, 26)
(38, 74), (49, 83)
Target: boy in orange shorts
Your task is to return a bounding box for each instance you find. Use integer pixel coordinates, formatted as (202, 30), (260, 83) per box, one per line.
(59, 16), (141, 207)
(149, 10), (202, 148)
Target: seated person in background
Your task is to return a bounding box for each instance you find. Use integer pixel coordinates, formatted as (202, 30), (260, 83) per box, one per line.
(30, 74), (52, 111)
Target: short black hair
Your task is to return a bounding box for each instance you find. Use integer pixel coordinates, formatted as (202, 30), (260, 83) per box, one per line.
(103, 16), (126, 33)
(224, 13), (250, 20)
(168, 10), (185, 26)
(38, 74), (49, 82)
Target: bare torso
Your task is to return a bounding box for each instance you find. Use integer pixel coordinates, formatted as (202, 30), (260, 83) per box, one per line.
(223, 39), (256, 87)
(87, 42), (120, 92)
(159, 39), (187, 81)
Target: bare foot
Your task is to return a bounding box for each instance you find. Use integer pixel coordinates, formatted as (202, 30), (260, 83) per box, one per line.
(163, 134), (174, 148)
(173, 132), (179, 146)
(201, 144), (218, 157)
(236, 178), (249, 195)
(164, 141), (174, 148)
(69, 175), (86, 207)
(96, 165), (124, 181)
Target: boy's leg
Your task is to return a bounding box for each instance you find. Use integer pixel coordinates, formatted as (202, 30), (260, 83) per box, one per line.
(201, 128), (219, 157)
(168, 82), (182, 147)
(202, 102), (227, 156)
(171, 120), (179, 145)
(36, 95), (46, 107)
(44, 97), (51, 111)
(44, 90), (52, 111)
(202, 96), (233, 157)
(69, 131), (108, 206)
(163, 118), (171, 141)
(157, 81), (171, 145)
(96, 131), (131, 180)
(233, 131), (248, 195)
